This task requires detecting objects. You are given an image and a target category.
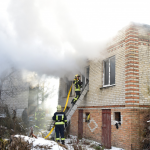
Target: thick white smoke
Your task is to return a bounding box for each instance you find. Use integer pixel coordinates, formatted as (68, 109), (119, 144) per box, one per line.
(0, 0), (150, 77)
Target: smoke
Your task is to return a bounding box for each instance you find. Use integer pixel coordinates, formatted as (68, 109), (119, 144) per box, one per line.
(0, 0), (150, 77)
(0, 0), (107, 78)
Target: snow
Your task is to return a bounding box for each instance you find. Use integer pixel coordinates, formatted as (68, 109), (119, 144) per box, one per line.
(65, 136), (124, 150)
(0, 114), (6, 118)
(14, 135), (124, 150)
(15, 135), (64, 150)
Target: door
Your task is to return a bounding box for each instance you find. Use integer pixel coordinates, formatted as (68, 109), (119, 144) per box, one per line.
(102, 109), (111, 148)
(78, 109), (83, 139)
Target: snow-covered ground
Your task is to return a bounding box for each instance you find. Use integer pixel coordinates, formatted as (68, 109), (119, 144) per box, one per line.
(15, 135), (64, 150)
(15, 135), (124, 150)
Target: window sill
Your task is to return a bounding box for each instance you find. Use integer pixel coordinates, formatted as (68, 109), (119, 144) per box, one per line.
(100, 84), (116, 89)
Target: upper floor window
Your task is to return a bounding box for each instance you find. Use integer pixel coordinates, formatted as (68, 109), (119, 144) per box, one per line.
(103, 56), (115, 86)
(81, 66), (89, 88)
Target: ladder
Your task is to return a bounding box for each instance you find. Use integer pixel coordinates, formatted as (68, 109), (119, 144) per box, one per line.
(66, 81), (89, 123)
(44, 80), (89, 139)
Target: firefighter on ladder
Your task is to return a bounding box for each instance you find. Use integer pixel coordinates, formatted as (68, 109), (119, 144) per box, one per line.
(52, 105), (67, 145)
(71, 74), (82, 106)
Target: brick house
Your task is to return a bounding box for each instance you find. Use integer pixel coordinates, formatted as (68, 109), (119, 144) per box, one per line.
(58, 23), (150, 150)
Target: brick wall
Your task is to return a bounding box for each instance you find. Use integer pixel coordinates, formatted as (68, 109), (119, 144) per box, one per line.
(125, 26), (140, 107)
(59, 23), (150, 107)
(70, 107), (145, 150)
(79, 27), (126, 107)
(70, 109), (78, 136)
(59, 23), (150, 150)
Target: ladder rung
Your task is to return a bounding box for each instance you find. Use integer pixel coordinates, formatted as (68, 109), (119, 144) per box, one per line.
(66, 82), (89, 123)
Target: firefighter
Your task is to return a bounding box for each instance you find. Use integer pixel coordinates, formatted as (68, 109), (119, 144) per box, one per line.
(71, 74), (82, 105)
(35, 107), (45, 130)
(52, 105), (67, 145)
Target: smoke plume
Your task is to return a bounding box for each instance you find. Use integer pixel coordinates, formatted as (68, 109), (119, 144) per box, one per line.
(0, 0), (150, 77)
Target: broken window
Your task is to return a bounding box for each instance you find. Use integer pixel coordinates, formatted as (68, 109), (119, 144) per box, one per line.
(81, 66), (90, 88)
(114, 112), (121, 121)
(114, 112), (121, 129)
(85, 112), (90, 122)
(103, 56), (115, 86)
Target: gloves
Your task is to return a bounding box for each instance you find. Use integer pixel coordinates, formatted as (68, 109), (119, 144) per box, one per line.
(65, 122), (67, 128)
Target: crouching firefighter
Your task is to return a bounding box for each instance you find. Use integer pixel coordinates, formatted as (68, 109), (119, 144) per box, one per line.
(71, 74), (82, 106)
(52, 105), (67, 145)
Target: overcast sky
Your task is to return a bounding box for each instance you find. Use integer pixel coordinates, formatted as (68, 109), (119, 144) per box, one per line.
(0, 0), (150, 77)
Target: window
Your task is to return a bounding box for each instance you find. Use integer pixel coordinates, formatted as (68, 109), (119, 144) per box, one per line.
(114, 112), (121, 121)
(85, 112), (90, 122)
(114, 112), (121, 129)
(103, 56), (115, 86)
(81, 66), (90, 88)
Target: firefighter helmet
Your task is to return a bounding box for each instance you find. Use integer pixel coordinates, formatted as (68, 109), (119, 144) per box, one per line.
(57, 105), (62, 111)
(75, 74), (80, 78)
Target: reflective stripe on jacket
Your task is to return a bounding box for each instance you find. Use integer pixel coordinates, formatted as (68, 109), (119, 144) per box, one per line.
(52, 112), (67, 125)
(73, 79), (81, 91)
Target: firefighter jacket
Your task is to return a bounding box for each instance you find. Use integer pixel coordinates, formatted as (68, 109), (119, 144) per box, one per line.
(52, 112), (67, 125)
(73, 79), (82, 91)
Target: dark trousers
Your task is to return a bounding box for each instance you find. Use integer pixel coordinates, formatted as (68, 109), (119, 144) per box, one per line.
(55, 125), (65, 143)
(72, 91), (80, 104)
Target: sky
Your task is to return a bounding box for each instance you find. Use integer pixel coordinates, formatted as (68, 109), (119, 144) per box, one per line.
(1, 0), (150, 78)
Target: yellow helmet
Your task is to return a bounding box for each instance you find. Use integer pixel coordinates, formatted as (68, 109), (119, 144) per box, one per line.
(57, 105), (62, 111)
(75, 74), (80, 78)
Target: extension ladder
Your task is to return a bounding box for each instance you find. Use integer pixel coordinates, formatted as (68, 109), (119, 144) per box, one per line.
(66, 81), (89, 123)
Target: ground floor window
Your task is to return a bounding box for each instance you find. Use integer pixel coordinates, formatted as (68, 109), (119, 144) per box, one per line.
(85, 112), (90, 122)
(114, 112), (121, 122)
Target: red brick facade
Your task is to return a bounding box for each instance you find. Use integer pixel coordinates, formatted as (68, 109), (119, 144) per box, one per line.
(70, 107), (147, 150)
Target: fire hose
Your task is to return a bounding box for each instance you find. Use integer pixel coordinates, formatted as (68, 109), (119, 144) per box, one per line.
(44, 84), (72, 139)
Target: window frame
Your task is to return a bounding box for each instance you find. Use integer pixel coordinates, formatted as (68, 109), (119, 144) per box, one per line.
(103, 56), (115, 87)
(85, 112), (90, 123)
(81, 66), (90, 88)
(114, 112), (121, 122)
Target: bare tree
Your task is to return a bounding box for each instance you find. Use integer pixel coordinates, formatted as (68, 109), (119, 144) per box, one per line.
(0, 68), (16, 103)
(38, 80), (56, 105)
(1, 69), (28, 102)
